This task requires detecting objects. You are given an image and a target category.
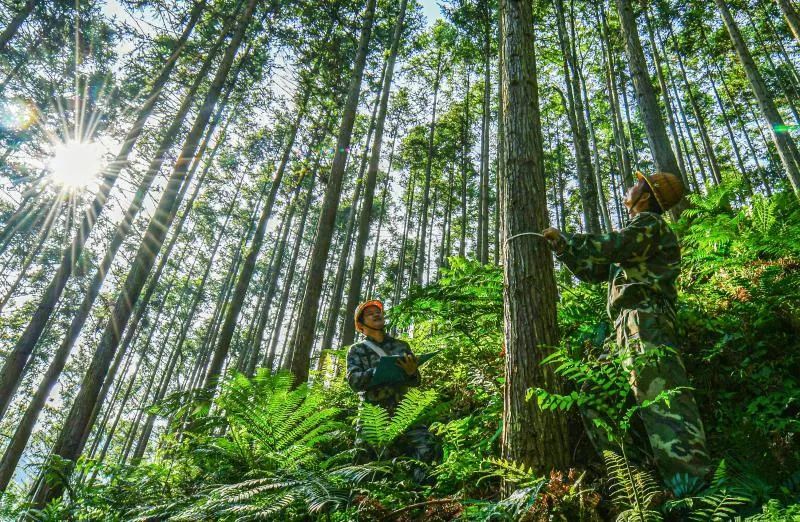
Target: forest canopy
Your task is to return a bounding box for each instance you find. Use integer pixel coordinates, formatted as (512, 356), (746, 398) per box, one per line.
(0, 0), (799, 520)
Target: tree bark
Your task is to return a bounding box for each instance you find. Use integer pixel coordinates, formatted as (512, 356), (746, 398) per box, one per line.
(416, 48), (443, 285)
(0, 0), (36, 51)
(715, 0), (800, 196)
(614, 0), (686, 212)
(0, 0), (209, 420)
(554, 0), (601, 233)
(204, 95), (308, 392)
(499, 0), (570, 476)
(29, 0), (259, 507)
(776, 0), (800, 45)
(339, 0), (407, 347)
(288, 0), (377, 386)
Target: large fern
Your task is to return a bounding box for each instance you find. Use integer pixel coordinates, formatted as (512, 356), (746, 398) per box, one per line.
(357, 387), (439, 450)
(603, 449), (663, 522)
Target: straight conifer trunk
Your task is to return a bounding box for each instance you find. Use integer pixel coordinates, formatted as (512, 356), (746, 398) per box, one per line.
(0, 1), (208, 420)
(776, 0), (800, 45)
(614, 0), (686, 212)
(288, 0), (377, 386)
(715, 0), (800, 196)
(498, 0), (570, 476)
(29, 0), (260, 506)
(340, 0), (407, 347)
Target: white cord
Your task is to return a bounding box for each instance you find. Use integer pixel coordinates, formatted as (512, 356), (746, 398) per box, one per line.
(504, 231), (547, 245)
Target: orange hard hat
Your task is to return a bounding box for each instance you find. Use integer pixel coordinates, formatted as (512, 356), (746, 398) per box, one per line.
(354, 300), (384, 331)
(636, 171), (684, 211)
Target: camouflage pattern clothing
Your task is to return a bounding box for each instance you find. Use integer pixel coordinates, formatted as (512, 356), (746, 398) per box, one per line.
(346, 335), (437, 479)
(346, 334), (420, 412)
(555, 211), (712, 480)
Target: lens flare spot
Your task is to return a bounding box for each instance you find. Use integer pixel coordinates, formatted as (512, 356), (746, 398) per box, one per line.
(48, 140), (106, 189)
(0, 98), (36, 131)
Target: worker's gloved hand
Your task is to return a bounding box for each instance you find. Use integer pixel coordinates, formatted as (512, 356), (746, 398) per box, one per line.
(542, 227), (565, 253)
(396, 354), (418, 376)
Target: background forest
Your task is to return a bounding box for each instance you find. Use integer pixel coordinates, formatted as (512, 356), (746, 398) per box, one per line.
(0, 0), (799, 520)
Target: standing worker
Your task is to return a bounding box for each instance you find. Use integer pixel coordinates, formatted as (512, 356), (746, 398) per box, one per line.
(542, 171), (711, 482)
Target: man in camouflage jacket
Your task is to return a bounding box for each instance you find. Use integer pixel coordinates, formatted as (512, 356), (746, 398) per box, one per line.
(346, 300), (436, 471)
(543, 171), (711, 481)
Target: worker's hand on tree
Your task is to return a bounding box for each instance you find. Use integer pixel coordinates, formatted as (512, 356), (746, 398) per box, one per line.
(542, 227), (564, 253)
(396, 354), (418, 376)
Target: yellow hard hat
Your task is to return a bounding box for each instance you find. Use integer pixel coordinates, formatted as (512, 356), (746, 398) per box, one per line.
(354, 300), (384, 332)
(636, 171), (684, 211)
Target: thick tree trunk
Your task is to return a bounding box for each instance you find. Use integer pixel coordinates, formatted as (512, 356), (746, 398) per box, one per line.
(499, 0), (570, 476)
(288, 0), (377, 386)
(339, 0), (406, 347)
(614, 0), (686, 212)
(715, 0), (800, 196)
(0, 0), (209, 420)
(29, 0), (259, 507)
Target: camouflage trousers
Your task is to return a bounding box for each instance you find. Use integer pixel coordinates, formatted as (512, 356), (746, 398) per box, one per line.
(583, 308), (712, 481)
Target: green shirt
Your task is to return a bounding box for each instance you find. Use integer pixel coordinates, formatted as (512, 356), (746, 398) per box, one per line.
(556, 212), (680, 321)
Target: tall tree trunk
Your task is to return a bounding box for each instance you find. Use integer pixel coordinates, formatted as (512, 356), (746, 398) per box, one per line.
(320, 87), (382, 354)
(554, 0), (601, 233)
(393, 170), (416, 306)
(244, 187), (301, 376)
(460, 65), (471, 258)
(640, 1), (690, 190)
(776, 0), (800, 45)
(29, 0), (259, 506)
(288, 0), (377, 386)
(715, 60), (773, 194)
(499, 0), (570, 476)
(670, 28), (723, 186)
(706, 61), (751, 194)
(264, 175), (316, 371)
(130, 176), (241, 463)
(614, 0), (686, 212)
(339, 0), (407, 347)
(204, 94), (309, 392)
(365, 136), (394, 296)
(478, 28), (491, 263)
(596, 4), (634, 189)
(0, 0), (36, 51)
(0, 0), (209, 420)
(715, 0), (800, 196)
(416, 49), (443, 285)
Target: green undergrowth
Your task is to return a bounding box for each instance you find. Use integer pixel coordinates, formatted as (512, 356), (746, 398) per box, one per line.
(6, 184), (799, 520)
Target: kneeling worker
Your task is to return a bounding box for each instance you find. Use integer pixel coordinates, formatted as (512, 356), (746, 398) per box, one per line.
(542, 171), (711, 482)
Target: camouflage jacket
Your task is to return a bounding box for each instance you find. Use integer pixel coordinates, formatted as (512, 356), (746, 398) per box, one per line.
(346, 334), (420, 411)
(555, 212), (680, 322)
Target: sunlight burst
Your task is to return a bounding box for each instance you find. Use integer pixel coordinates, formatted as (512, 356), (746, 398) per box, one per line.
(48, 140), (106, 190)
